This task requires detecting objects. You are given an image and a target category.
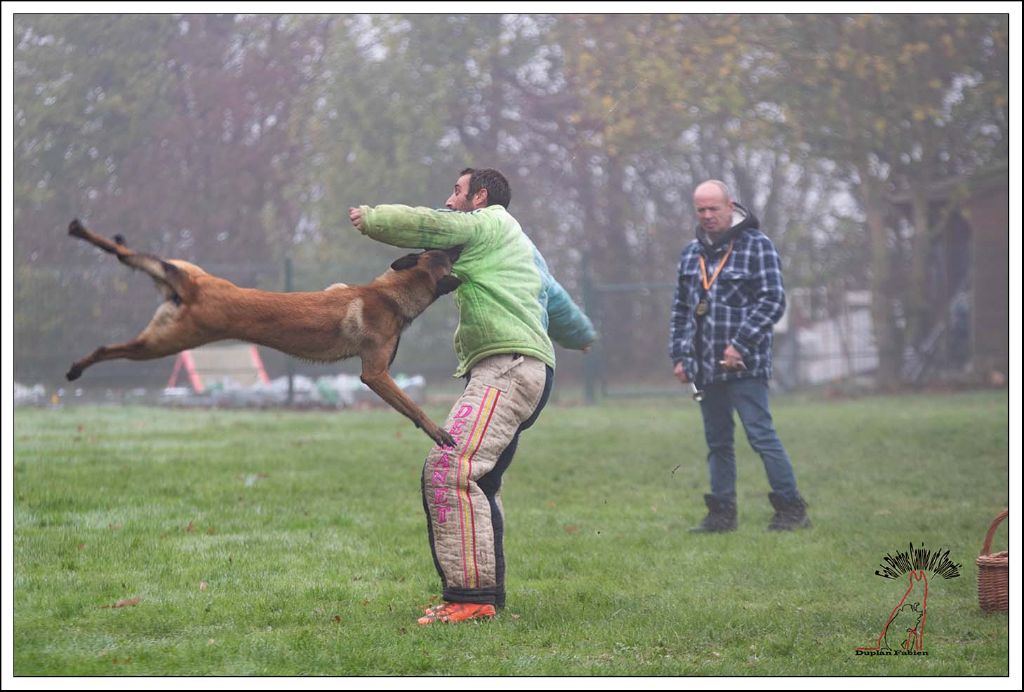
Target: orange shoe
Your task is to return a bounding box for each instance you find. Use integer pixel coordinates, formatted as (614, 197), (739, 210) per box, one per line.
(417, 601), (496, 625)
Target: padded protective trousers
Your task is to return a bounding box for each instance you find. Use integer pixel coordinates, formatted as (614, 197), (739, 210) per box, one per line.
(421, 354), (553, 607)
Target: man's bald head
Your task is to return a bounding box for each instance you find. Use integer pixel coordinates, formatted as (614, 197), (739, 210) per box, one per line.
(693, 180), (734, 238)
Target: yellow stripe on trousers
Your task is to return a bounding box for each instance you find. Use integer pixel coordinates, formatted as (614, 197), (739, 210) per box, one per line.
(456, 386), (502, 589)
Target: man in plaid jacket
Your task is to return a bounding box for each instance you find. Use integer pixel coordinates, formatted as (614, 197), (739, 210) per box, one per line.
(670, 180), (810, 532)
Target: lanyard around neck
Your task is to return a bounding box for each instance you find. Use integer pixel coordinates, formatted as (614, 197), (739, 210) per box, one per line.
(699, 241), (734, 291)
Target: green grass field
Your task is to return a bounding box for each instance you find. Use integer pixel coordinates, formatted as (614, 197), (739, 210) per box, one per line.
(13, 390), (1009, 676)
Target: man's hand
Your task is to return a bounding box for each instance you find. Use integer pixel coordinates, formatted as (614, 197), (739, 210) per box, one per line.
(719, 344), (746, 371)
(673, 361), (689, 384)
(348, 206), (364, 231)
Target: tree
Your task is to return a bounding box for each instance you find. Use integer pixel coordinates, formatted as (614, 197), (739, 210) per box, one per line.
(13, 14), (330, 384)
(535, 15), (855, 380)
(777, 14), (1009, 385)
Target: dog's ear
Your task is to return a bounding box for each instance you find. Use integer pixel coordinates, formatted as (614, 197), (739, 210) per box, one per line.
(445, 245), (464, 264)
(390, 253), (421, 271)
(435, 276), (461, 297)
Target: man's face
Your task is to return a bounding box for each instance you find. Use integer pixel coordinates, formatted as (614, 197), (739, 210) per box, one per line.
(446, 174), (474, 211)
(694, 186), (734, 235)
(446, 174), (485, 211)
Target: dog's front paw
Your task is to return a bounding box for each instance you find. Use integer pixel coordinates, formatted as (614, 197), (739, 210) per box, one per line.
(432, 428), (457, 449)
(66, 364), (82, 381)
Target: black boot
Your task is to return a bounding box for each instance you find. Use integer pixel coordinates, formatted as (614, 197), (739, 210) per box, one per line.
(689, 494), (737, 533)
(768, 492), (811, 531)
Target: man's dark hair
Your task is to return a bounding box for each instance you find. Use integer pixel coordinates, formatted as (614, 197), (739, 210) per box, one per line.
(462, 167), (511, 209)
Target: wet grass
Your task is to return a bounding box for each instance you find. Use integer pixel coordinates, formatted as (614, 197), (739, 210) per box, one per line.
(12, 390), (1009, 676)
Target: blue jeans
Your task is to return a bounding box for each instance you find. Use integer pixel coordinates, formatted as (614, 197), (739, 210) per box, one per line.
(698, 377), (799, 503)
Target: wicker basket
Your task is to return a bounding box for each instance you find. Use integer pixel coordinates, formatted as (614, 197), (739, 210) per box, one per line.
(977, 509), (1008, 613)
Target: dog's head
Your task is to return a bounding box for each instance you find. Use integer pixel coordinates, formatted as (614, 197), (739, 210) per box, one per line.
(389, 245), (463, 297)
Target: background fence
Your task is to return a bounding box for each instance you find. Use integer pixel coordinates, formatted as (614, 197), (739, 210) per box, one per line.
(14, 252), (982, 409)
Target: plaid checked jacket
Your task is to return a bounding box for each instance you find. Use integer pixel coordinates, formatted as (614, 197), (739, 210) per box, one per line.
(669, 206), (786, 387)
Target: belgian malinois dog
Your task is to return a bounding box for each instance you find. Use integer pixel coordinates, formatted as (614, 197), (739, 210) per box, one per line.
(65, 219), (461, 446)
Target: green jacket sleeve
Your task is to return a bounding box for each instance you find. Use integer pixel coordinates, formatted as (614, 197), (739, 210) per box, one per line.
(359, 204), (488, 250)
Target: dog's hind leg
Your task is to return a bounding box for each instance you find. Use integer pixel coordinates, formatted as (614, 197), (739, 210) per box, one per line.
(66, 339), (152, 381)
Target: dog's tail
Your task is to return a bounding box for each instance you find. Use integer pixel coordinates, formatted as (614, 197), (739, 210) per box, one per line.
(69, 219), (195, 302)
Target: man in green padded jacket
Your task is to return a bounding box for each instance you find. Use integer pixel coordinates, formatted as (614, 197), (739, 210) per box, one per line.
(348, 168), (595, 624)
